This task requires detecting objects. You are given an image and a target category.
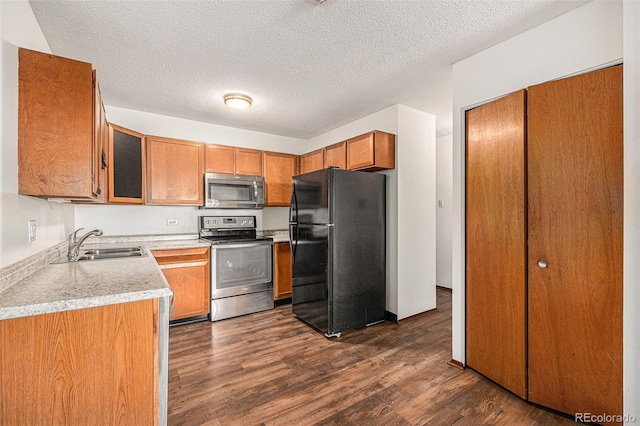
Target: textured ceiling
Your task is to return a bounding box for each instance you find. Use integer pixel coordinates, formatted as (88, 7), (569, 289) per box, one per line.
(29, 0), (590, 140)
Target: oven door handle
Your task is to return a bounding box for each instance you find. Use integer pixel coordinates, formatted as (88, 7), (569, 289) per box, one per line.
(211, 241), (274, 250)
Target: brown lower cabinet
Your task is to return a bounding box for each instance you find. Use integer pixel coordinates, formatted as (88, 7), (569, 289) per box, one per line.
(0, 300), (158, 424)
(273, 242), (292, 300)
(466, 66), (623, 421)
(152, 247), (210, 321)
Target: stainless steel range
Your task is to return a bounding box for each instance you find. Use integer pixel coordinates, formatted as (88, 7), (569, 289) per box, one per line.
(199, 216), (274, 321)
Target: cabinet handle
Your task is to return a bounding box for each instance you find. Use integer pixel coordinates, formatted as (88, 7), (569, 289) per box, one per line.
(158, 261), (208, 270)
(537, 260), (548, 269)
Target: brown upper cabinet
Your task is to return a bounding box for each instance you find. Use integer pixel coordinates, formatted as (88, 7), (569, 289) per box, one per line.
(205, 145), (263, 176)
(300, 149), (324, 174)
(263, 152), (299, 206)
(146, 136), (204, 205)
(108, 124), (146, 204)
(205, 144), (235, 174)
(346, 131), (395, 172)
(92, 74), (108, 203)
(235, 147), (263, 176)
(18, 48), (105, 200)
(324, 141), (347, 170)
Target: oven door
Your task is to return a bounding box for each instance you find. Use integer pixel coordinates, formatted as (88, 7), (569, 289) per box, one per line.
(211, 240), (273, 299)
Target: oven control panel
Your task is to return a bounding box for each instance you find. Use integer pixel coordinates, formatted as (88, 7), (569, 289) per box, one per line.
(200, 216), (255, 230)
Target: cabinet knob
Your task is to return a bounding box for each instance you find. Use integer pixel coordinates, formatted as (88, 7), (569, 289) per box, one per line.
(537, 260), (548, 269)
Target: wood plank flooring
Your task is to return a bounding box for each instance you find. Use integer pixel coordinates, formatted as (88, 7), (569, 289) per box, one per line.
(168, 289), (573, 425)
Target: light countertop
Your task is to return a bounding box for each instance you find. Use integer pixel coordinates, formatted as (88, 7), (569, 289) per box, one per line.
(257, 229), (289, 243)
(0, 235), (210, 321)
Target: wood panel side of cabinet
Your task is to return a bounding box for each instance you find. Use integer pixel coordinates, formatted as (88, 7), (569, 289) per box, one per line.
(146, 136), (204, 205)
(324, 142), (346, 169)
(0, 300), (158, 424)
(205, 144), (235, 174)
(108, 123), (146, 204)
(263, 152), (299, 206)
(527, 65), (623, 419)
(273, 242), (292, 300)
(153, 247), (210, 321)
(235, 147), (263, 176)
(300, 149), (324, 174)
(371, 131), (395, 171)
(18, 48), (94, 198)
(465, 90), (527, 399)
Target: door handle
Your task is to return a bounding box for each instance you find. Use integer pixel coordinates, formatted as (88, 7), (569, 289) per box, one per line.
(537, 260), (548, 269)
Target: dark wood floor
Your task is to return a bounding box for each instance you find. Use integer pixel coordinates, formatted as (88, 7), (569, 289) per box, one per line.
(167, 289), (573, 425)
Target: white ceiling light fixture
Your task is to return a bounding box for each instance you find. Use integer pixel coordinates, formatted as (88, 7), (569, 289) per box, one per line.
(224, 93), (252, 109)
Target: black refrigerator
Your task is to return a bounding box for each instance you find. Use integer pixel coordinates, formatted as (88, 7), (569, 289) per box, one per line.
(289, 168), (386, 337)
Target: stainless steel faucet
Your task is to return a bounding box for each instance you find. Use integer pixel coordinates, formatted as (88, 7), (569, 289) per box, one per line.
(67, 228), (103, 261)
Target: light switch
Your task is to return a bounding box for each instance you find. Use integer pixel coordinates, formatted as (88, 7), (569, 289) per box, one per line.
(438, 200), (444, 208)
(28, 220), (37, 242)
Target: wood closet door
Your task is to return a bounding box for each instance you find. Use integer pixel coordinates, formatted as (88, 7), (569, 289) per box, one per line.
(465, 90), (527, 398)
(527, 65), (623, 418)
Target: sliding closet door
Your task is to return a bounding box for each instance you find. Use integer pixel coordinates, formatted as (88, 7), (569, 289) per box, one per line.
(466, 90), (527, 398)
(527, 66), (623, 417)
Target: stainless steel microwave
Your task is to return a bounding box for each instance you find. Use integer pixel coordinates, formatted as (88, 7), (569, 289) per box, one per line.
(203, 173), (265, 209)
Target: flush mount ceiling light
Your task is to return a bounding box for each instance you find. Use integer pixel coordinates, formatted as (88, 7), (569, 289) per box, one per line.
(224, 93), (252, 109)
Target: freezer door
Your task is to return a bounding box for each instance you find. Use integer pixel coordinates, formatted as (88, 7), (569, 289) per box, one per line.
(291, 224), (330, 334)
(292, 169), (330, 225)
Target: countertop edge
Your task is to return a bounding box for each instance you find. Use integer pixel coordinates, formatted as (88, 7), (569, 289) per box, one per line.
(0, 288), (173, 321)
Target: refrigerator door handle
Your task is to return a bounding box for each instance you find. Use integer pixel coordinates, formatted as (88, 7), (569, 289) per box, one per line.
(289, 224), (296, 262)
(289, 183), (298, 224)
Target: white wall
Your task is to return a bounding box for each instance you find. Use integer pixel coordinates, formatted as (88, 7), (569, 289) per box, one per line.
(451, 0), (622, 366)
(436, 133), (452, 289)
(396, 105), (437, 319)
(306, 104), (437, 318)
(74, 106), (309, 236)
(623, 0), (640, 420)
(0, 0), (75, 268)
(106, 106), (306, 154)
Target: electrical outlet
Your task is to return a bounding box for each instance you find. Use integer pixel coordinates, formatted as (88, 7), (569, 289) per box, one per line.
(167, 219), (178, 226)
(438, 200), (444, 208)
(28, 220), (37, 242)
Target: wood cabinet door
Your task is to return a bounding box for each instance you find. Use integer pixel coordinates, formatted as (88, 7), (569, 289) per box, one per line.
(324, 142), (346, 169)
(527, 66), (623, 417)
(300, 149), (324, 174)
(108, 124), (146, 204)
(346, 131), (395, 171)
(274, 242), (292, 300)
(263, 152), (299, 206)
(91, 71), (103, 201)
(235, 147), (263, 176)
(0, 300), (158, 424)
(146, 136), (204, 205)
(465, 90), (527, 399)
(346, 132), (375, 170)
(205, 144), (235, 174)
(154, 247), (210, 321)
(18, 48), (94, 198)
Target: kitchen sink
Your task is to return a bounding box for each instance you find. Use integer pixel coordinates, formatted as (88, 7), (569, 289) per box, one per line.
(53, 246), (147, 263)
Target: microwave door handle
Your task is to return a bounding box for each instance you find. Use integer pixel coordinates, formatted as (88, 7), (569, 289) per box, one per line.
(253, 181), (258, 206)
